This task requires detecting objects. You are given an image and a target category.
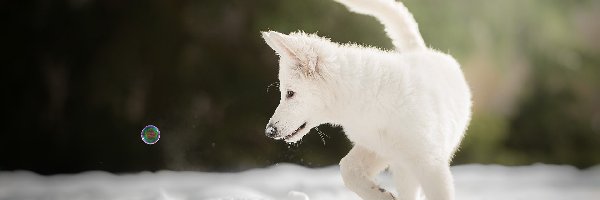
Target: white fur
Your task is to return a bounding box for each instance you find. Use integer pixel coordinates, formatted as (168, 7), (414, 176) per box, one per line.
(262, 0), (472, 200)
(334, 0), (426, 52)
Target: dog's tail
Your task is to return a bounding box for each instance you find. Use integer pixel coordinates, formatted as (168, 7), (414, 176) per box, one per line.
(333, 0), (426, 52)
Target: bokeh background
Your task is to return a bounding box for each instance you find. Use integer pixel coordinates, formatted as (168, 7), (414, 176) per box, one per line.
(3, 0), (599, 175)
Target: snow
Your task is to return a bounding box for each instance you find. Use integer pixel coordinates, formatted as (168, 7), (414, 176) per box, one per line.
(1, 164), (599, 200)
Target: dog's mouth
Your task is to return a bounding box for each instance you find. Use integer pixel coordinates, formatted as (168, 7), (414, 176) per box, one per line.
(284, 122), (307, 141)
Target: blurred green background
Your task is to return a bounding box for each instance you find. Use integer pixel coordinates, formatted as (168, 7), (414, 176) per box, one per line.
(2, 0), (599, 174)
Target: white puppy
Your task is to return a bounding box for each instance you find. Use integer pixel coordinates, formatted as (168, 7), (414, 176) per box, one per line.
(262, 0), (472, 199)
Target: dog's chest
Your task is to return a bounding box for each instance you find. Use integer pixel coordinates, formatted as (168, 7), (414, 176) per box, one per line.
(343, 124), (396, 153)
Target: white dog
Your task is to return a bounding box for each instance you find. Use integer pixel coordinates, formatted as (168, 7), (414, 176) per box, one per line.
(262, 0), (471, 199)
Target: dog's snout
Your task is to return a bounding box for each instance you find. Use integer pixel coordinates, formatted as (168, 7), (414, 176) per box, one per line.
(265, 124), (278, 138)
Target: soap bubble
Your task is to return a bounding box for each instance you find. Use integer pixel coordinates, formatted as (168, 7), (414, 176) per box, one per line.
(141, 125), (160, 144)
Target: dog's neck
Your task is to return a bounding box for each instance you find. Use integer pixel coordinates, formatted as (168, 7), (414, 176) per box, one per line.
(325, 45), (410, 126)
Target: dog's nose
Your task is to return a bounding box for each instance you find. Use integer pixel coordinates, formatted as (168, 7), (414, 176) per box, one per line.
(265, 124), (278, 138)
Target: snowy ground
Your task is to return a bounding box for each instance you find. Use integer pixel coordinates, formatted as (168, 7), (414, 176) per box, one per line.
(1, 164), (599, 200)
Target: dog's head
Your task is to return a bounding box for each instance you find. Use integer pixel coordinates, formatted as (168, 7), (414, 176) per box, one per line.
(262, 31), (337, 143)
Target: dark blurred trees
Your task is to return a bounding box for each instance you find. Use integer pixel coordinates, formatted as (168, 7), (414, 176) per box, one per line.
(1, 0), (353, 174)
(1, 0), (599, 174)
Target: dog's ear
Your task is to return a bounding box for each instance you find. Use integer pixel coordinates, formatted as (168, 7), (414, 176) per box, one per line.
(262, 31), (298, 60)
(262, 31), (323, 78)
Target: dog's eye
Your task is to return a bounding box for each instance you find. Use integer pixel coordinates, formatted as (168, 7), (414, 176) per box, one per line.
(286, 90), (295, 99)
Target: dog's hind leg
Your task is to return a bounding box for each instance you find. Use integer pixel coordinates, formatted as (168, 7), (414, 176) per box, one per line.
(340, 145), (396, 200)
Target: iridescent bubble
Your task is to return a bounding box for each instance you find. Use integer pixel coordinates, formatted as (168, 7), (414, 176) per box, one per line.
(141, 125), (160, 144)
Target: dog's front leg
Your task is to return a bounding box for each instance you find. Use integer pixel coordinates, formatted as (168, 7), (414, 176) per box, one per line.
(340, 146), (396, 200)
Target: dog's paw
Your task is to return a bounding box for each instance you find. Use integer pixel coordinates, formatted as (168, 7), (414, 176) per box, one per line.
(371, 186), (397, 200)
